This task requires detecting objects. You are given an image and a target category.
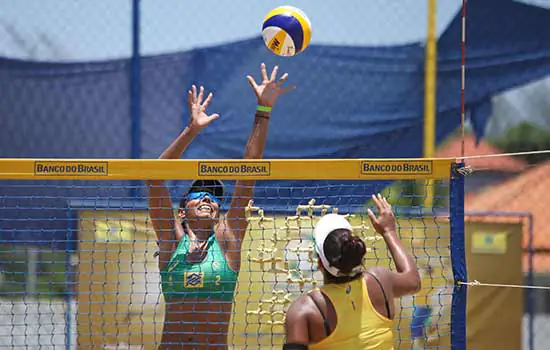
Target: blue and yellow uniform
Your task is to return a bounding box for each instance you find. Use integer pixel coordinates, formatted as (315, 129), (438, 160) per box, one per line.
(160, 234), (238, 302)
(309, 276), (394, 350)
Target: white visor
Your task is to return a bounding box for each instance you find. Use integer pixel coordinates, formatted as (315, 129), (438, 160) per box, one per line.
(313, 213), (364, 277)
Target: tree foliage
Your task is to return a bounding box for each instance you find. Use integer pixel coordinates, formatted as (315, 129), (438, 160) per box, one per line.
(490, 122), (550, 165)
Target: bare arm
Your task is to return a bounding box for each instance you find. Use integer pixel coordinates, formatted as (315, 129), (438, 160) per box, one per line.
(368, 194), (421, 297)
(147, 85), (219, 269)
(381, 229), (421, 296)
(146, 126), (198, 268)
(146, 182), (179, 270)
(225, 64), (295, 236)
(157, 126), (200, 160)
(284, 296), (311, 347)
(224, 114), (269, 232)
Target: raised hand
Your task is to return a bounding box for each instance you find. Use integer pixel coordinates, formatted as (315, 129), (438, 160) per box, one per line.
(367, 194), (397, 235)
(246, 63), (296, 108)
(188, 85), (220, 130)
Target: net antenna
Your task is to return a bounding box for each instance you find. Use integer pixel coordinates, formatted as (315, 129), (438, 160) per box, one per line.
(460, 0), (467, 161)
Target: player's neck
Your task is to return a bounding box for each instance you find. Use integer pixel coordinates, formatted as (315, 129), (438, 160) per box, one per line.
(185, 220), (214, 242)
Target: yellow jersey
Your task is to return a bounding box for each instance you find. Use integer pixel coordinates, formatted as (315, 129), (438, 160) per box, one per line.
(309, 276), (394, 350)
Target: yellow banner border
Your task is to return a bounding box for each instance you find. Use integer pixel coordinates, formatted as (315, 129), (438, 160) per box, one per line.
(0, 158), (455, 180)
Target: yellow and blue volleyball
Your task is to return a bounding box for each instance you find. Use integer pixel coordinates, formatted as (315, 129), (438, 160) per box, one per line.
(262, 6), (312, 57)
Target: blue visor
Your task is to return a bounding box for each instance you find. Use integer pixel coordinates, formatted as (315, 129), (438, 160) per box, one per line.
(187, 191), (221, 205)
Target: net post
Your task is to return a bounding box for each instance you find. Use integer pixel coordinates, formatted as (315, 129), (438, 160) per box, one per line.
(64, 204), (76, 350)
(450, 162), (467, 350)
(423, 0), (438, 210)
(130, 0), (142, 199)
(527, 214), (534, 350)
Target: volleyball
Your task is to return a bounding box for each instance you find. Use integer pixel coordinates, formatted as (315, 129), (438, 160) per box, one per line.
(262, 6), (312, 57)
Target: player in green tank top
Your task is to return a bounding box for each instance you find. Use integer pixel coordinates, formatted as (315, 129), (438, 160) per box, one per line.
(146, 63), (295, 350)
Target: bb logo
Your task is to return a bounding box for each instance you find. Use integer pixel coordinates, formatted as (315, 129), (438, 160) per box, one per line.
(184, 272), (204, 288)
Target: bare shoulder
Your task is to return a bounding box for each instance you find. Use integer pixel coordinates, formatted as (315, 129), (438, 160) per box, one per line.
(366, 266), (390, 278)
(365, 267), (393, 289)
(289, 294), (314, 311)
(285, 293), (314, 344)
(287, 293), (316, 319)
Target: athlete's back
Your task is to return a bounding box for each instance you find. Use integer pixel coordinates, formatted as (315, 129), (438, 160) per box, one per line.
(309, 275), (394, 350)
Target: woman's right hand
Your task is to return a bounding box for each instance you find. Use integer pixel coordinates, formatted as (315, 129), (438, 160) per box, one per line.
(246, 63), (295, 108)
(188, 85), (220, 131)
(367, 193), (397, 235)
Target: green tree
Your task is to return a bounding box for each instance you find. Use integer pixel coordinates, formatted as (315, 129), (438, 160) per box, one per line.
(491, 122), (550, 164)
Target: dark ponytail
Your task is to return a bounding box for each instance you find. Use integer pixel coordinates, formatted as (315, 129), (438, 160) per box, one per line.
(323, 229), (366, 282)
(339, 235), (367, 273)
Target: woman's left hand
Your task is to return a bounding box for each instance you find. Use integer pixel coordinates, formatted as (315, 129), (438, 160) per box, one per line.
(246, 63), (296, 108)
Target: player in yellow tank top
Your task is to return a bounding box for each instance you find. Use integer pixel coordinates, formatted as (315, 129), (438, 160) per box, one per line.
(284, 194), (422, 350)
(309, 276), (394, 349)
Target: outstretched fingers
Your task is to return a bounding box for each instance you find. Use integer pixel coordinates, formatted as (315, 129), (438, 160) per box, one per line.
(208, 113), (221, 122)
(202, 92), (213, 109)
(246, 75), (260, 99)
(191, 85), (198, 102)
(276, 72), (296, 94)
(269, 65), (279, 82)
(367, 208), (378, 223)
(246, 75), (259, 90)
(280, 85), (297, 95)
(187, 89), (193, 107)
(377, 193), (390, 209)
(189, 85), (213, 108)
(371, 194), (383, 212)
(277, 72), (289, 86)
(382, 196), (392, 210)
(197, 86), (205, 104)
(260, 62), (268, 81)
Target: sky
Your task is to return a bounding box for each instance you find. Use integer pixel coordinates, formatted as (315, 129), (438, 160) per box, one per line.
(0, 0), (461, 61)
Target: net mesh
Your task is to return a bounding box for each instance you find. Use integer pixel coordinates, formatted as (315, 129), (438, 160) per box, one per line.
(0, 178), (454, 349)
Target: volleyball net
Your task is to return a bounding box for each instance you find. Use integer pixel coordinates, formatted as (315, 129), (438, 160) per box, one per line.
(0, 158), (466, 349)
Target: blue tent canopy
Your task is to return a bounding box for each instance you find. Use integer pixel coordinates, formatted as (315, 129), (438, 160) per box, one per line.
(1, 0), (550, 248)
